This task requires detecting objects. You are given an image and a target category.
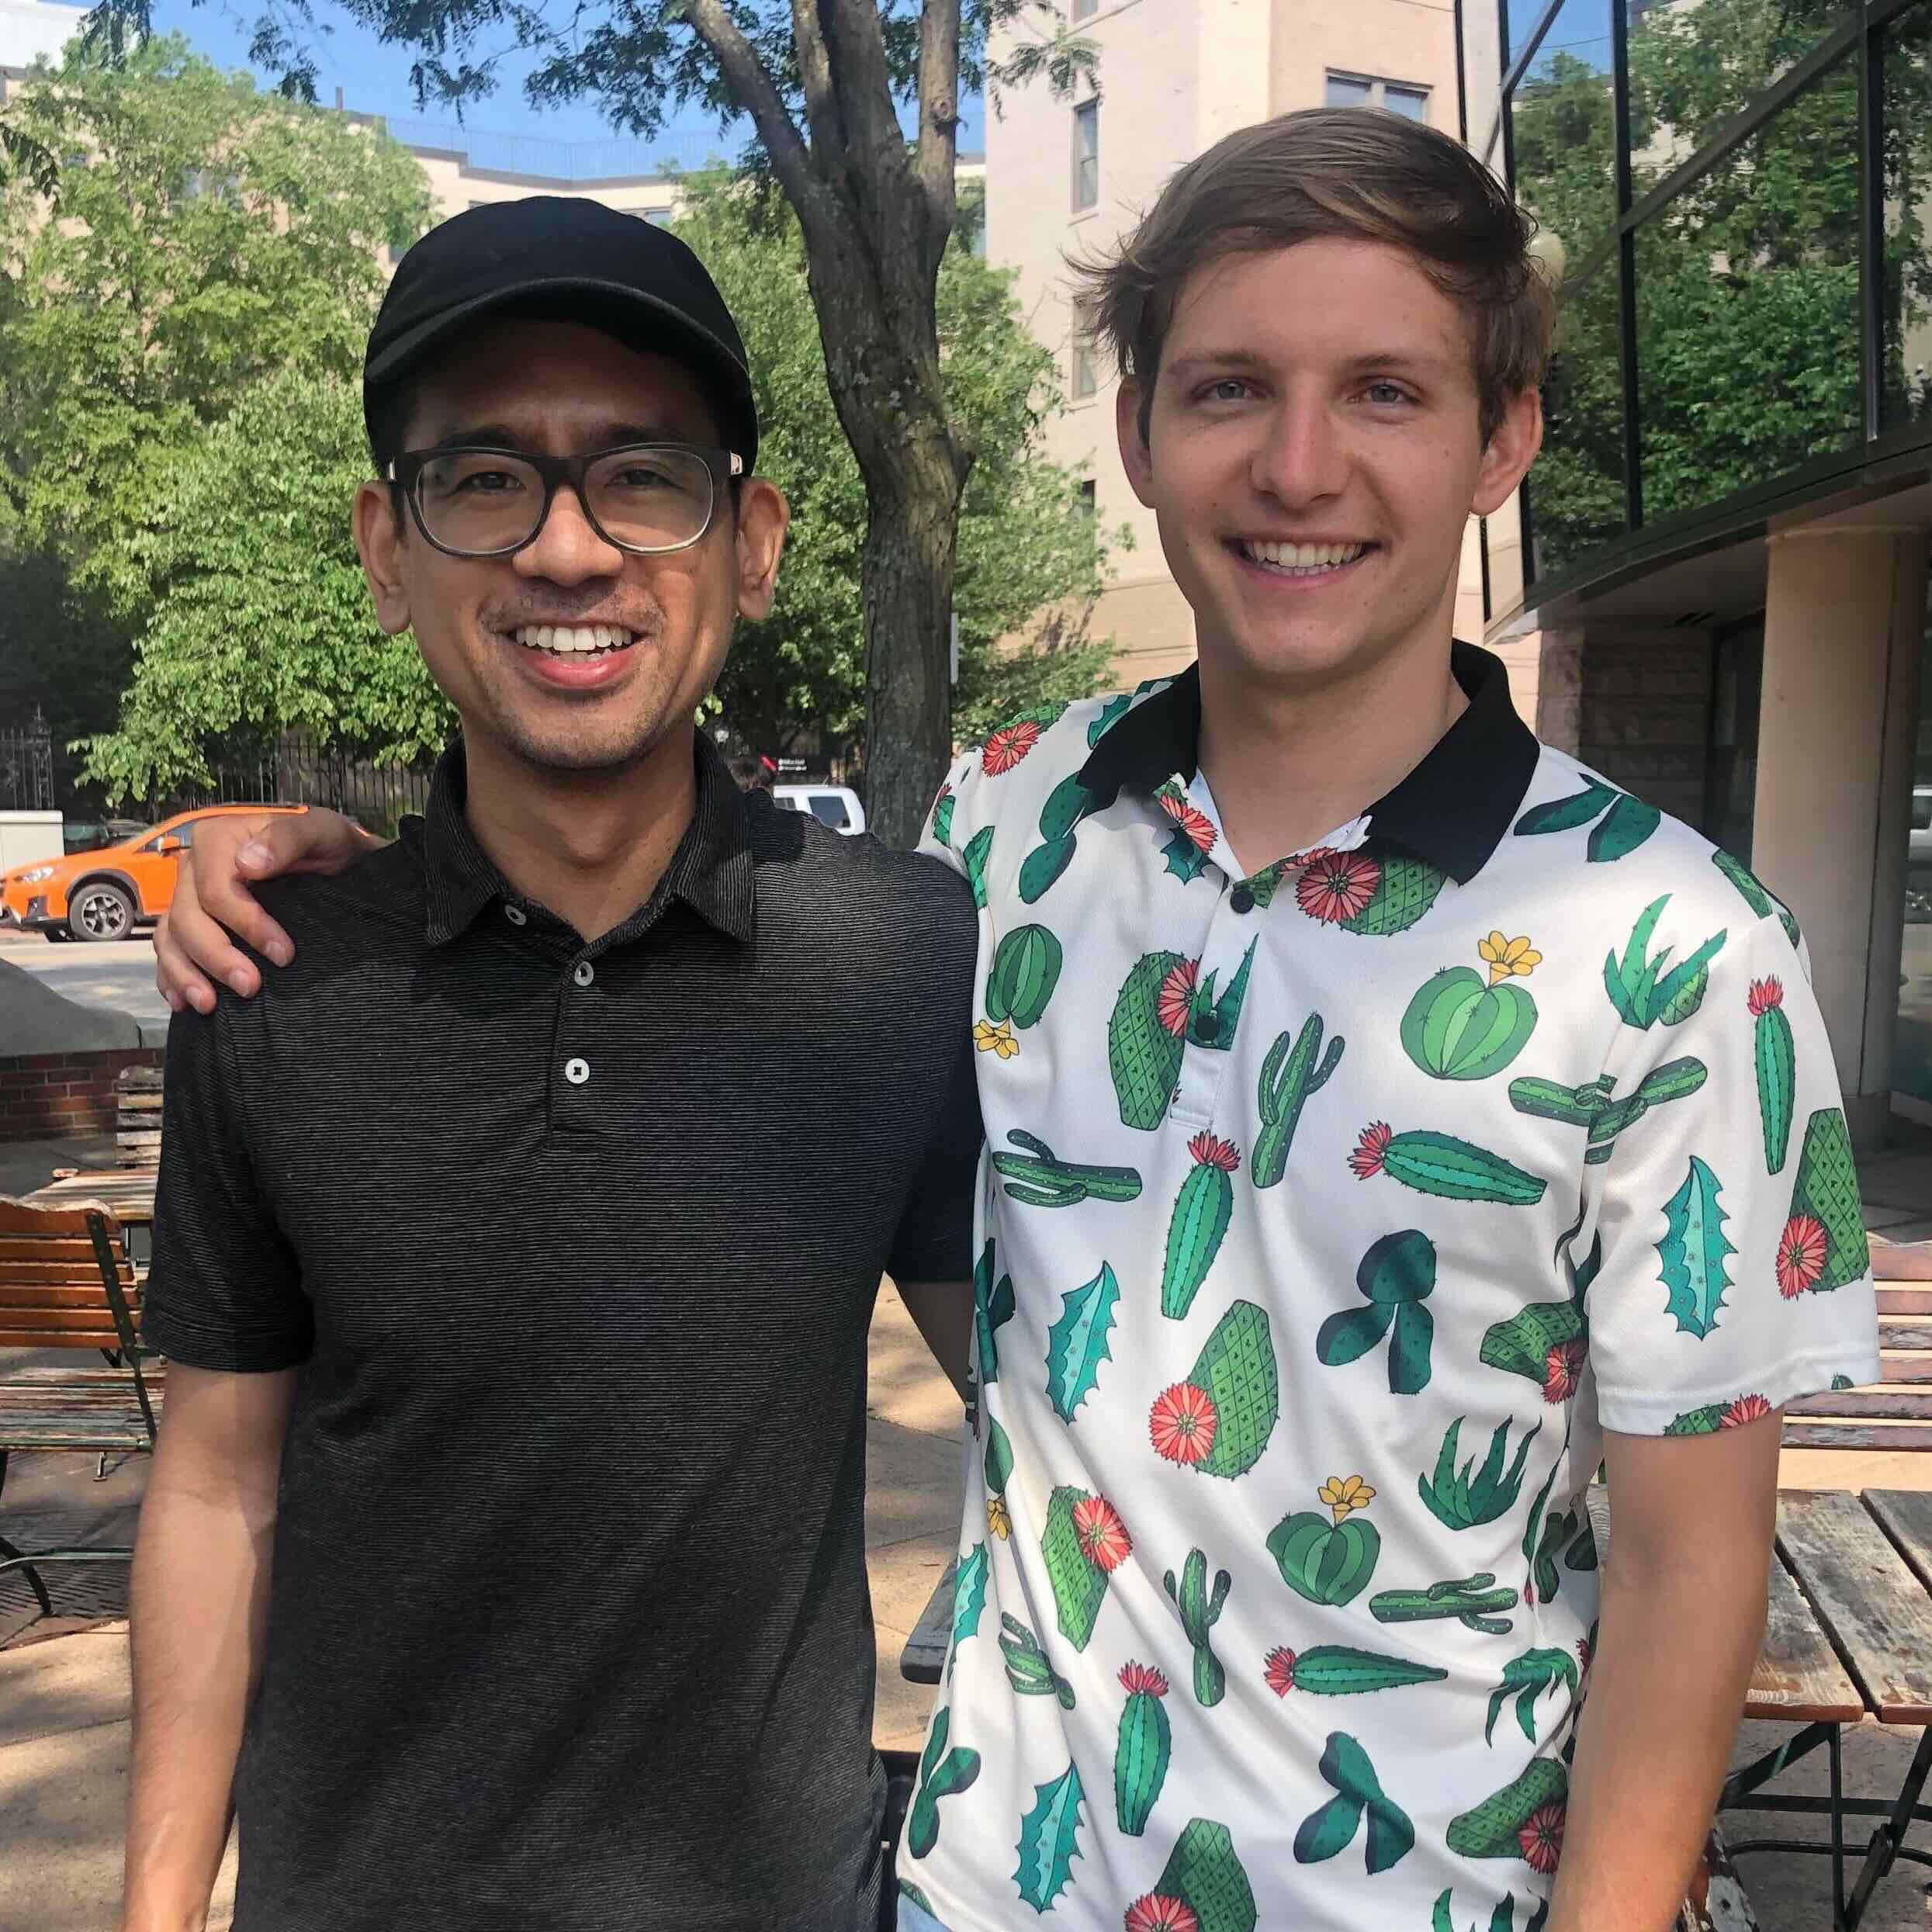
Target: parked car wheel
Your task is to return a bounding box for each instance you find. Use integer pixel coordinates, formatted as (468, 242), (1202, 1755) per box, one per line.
(68, 881), (137, 942)
(41, 926), (74, 943)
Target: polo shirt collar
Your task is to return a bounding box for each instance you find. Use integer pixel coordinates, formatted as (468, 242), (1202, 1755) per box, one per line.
(1075, 640), (1540, 885)
(417, 734), (757, 947)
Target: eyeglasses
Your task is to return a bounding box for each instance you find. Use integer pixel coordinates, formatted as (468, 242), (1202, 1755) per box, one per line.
(386, 442), (745, 560)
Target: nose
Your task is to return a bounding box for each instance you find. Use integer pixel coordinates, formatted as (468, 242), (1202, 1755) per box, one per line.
(1250, 386), (1349, 509)
(514, 480), (625, 586)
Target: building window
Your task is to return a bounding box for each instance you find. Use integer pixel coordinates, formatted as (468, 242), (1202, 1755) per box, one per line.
(1072, 335), (1098, 400)
(1325, 73), (1430, 120)
(1072, 99), (1099, 212)
(1078, 480), (1097, 518)
(1072, 0), (1097, 16)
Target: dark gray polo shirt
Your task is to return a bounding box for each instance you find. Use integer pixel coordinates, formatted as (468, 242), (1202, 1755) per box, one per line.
(141, 739), (982, 1932)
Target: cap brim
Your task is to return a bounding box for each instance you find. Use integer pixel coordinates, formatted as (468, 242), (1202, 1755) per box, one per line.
(365, 278), (758, 462)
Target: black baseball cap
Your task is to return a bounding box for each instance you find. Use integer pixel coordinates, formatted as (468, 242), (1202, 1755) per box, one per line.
(363, 196), (758, 469)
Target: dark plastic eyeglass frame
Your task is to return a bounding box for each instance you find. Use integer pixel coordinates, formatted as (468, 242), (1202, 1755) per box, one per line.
(385, 442), (747, 560)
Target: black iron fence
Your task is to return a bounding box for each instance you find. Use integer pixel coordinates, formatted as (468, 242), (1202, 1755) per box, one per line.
(174, 736), (436, 834)
(0, 712), (54, 813)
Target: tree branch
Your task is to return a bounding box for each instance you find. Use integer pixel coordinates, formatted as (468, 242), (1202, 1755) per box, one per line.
(915, 0), (961, 253)
(676, 0), (823, 224)
(788, 0), (847, 171)
(818, 0), (910, 192)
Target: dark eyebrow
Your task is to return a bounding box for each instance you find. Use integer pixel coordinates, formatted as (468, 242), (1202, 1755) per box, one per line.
(1162, 348), (1461, 386)
(418, 421), (689, 452)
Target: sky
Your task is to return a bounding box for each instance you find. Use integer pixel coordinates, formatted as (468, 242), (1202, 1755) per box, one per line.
(139, 0), (987, 177)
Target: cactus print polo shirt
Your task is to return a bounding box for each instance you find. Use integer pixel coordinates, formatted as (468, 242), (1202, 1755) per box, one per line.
(897, 642), (1881, 1932)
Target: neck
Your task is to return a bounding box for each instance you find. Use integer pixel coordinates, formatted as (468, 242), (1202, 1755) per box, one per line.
(459, 726), (701, 942)
(1196, 631), (1466, 877)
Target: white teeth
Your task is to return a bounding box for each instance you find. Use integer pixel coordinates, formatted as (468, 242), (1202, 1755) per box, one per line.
(1241, 539), (1369, 573)
(511, 623), (635, 655)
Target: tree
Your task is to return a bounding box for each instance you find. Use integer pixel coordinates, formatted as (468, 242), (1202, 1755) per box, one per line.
(86, 0), (1097, 845)
(1508, 0), (1932, 576)
(676, 171), (1118, 760)
(0, 35), (430, 746)
(78, 371), (452, 802)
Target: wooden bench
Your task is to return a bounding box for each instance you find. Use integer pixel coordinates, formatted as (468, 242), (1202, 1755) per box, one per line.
(1782, 1275), (1932, 1449)
(0, 1194), (162, 1620)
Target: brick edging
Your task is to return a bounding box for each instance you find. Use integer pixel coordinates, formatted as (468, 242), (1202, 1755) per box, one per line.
(0, 1048), (165, 1143)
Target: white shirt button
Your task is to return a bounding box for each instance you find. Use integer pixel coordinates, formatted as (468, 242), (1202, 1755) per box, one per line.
(504, 905), (528, 927)
(563, 1057), (590, 1086)
(572, 961), (595, 987)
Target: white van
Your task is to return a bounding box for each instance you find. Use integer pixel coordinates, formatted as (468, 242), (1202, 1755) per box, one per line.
(773, 784), (867, 836)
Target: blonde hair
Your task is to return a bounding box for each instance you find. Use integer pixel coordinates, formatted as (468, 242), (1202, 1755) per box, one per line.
(1073, 107), (1555, 445)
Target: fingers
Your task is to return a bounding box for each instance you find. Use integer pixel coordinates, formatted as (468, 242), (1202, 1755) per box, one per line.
(155, 847), (268, 1015)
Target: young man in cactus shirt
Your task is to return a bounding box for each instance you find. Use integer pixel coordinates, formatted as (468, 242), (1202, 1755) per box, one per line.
(893, 112), (1879, 1932)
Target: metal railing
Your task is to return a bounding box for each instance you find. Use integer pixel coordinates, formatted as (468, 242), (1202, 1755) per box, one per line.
(0, 712), (54, 813)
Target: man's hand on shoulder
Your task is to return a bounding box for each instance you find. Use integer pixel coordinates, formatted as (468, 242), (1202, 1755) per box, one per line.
(155, 810), (386, 1015)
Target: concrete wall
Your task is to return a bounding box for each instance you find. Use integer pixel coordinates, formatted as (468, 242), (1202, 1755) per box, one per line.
(0, 812), (62, 871)
(1577, 627), (1716, 827)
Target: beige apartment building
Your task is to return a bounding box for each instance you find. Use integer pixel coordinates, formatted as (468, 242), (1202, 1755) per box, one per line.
(983, 0), (1489, 691)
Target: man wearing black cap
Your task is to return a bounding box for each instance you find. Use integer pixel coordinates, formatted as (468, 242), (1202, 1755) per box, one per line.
(120, 198), (982, 1932)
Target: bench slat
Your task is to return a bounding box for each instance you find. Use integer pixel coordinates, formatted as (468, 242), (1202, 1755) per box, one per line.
(0, 1238), (105, 1264)
(1775, 1487), (1932, 1724)
(1878, 1321), (1932, 1349)
(0, 1308), (136, 1335)
(1781, 1418), (1932, 1450)
(1876, 1286), (1932, 1315)
(0, 1286), (138, 1311)
(1878, 1351), (1932, 1384)
(0, 1328), (124, 1349)
(1587, 1488), (1864, 1722)
(0, 1259), (134, 1286)
(1785, 1387), (1932, 1418)
(1866, 1491), (1932, 1598)
(0, 1418), (154, 1450)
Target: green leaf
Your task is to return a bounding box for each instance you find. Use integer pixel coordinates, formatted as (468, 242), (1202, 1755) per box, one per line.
(1046, 1263), (1120, 1422)
(951, 1542), (989, 1659)
(1657, 1155), (1735, 1339)
(1316, 1303), (1394, 1366)
(1514, 781), (1617, 836)
(1587, 793), (1662, 862)
(1013, 1761), (1086, 1911)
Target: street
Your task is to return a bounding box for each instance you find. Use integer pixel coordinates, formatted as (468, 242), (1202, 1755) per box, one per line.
(0, 930), (171, 1029)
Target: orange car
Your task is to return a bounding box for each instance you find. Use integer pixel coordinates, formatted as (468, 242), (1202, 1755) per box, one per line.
(1, 805), (309, 943)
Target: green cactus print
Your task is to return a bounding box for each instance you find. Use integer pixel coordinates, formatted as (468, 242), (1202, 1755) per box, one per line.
(1525, 1504), (1598, 1607)
(999, 1614), (1075, 1709)
(1604, 895), (1727, 1030)
(1657, 1156), (1735, 1340)
(1018, 774), (1097, 903)
(1160, 1299), (1279, 1477)
(1114, 1662), (1172, 1836)
(1293, 1731), (1415, 1875)
(1046, 1262), (1119, 1423)
(929, 786), (955, 850)
(1162, 1548), (1232, 1706)
(972, 1240), (1015, 1387)
(1508, 1057), (1708, 1164)
(1110, 950), (1190, 1129)
(907, 1705), (982, 1859)
(991, 1130), (1143, 1210)
(1317, 1228), (1436, 1395)
(1751, 977), (1796, 1174)
(1485, 1649), (1581, 1746)
(985, 924), (1064, 1031)
(950, 1542), (988, 1676)
(1041, 1486), (1127, 1650)
(1187, 942), (1257, 1051)
(1262, 1644), (1448, 1698)
(1712, 847), (1802, 947)
(961, 826), (995, 910)
(1014, 1761), (1086, 1912)
(1480, 1301), (1587, 1400)
(1270, 1479), (1383, 1606)
(1088, 691), (1132, 746)
(898, 1881), (937, 1916)
(1154, 779), (1217, 884)
(1402, 967), (1539, 1082)
(1370, 1574), (1520, 1636)
(1434, 1890), (1546, 1932)
(1514, 777), (1660, 863)
(1351, 1123), (1547, 1206)
(1151, 1819), (1259, 1932)
(1338, 853), (1449, 936)
(1254, 1015), (1346, 1186)
(1781, 1107), (1869, 1293)
(1161, 1133), (1241, 1317)
(984, 1416), (1014, 1504)
(1446, 1759), (1567, 1866)
(1418, 1418), (1542, 1532)
(1664, 1393), (1774, 1434)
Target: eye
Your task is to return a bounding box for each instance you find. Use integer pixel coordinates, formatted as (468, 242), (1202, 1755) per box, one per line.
(1361, 380), (1413, 407)
(457, 468), (527, 493)
(1195, 378), (1252, 405)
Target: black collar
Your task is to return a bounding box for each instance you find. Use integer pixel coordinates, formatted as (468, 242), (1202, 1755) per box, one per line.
(1075, 641), (1540, 885)
(415, 733), (757, 947)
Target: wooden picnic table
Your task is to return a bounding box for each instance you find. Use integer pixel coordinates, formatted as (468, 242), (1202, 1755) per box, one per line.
(899, 1486), (1932, 1930)
(25, 1171), (158, 1229)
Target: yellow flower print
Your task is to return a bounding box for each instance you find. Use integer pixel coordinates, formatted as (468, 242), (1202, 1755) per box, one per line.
(1319, 1473), (1376, 1522)
(987, 1495), (1012, 1540)
(973, 1018), (1020, 1060)
(1479, 931), (1542, 985)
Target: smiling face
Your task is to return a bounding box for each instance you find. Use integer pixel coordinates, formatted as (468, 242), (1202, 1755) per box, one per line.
(1120, 237), (1540, 698)
(355, 319), (786, 777)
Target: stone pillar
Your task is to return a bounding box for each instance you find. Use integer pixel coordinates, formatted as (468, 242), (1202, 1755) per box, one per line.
(1754, 525), (1929, 1144)
(1532, 628), (1584, 755)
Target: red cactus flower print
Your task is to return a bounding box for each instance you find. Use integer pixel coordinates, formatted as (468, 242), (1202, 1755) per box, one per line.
(1747, 976), (1785, 1017)
(1264, 1646), (1298, 1698)
(1072, 1494), (1132, 1572)
(982, 720), (1043, 775)
(1118, 1662), (1169, 1698)
(1155, 958), (1200, 1037)
(1125, 1896), (1200, 1932)
(1518, 1802), (1566, 1875)
(1158, 790), (1217, 853)
(1777, 1214), (1829, 1298)
(1542, 1338), (1586, 1404)
(1186, 1131), (1241, 1173)
(1295, 847), (1380, 923)
(1577, 1635), (1594, 1674)
(1148, 1381), (1219, 1465)
(1349, 1121), (1394, 1180)
(1722, 1394), (1774, 1428)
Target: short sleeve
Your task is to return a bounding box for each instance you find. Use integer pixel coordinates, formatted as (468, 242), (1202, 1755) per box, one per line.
(1581, 901), (1881, 1435)
(141, 1006), (312, 1373)
(917, 750), (982, 883)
